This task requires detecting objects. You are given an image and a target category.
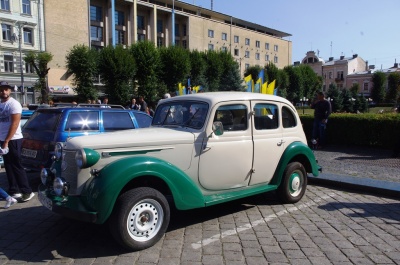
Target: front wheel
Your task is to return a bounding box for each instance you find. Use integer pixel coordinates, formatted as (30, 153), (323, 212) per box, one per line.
(109, 187), (170, 251)
(278, 162), (307, 203)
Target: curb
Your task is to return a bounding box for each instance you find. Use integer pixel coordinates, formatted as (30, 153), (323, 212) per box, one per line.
(308, 173), (400, 198)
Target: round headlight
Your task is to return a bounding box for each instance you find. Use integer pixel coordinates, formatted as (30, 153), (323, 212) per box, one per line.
(54, 143), (63, 160)
(53, 177), (66, 196)
(75, 149), (85, 168)
(75, 148), (100, 169)
(40, 168), (49, 185)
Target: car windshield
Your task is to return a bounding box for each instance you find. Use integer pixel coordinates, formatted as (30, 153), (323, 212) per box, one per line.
(152, 101), (209, 129)
(23, 111), (61, 131)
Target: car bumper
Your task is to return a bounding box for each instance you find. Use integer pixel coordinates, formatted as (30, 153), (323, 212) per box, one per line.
(38, 184), (98, 223)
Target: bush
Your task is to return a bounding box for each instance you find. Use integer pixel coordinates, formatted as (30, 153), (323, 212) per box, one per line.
(300, 113), (400, 149)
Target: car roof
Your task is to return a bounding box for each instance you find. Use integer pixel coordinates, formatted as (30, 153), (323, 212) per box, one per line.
(160, 92), (293, 106)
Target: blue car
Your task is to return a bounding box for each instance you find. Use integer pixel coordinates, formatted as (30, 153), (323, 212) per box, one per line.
(21, 106), (152, 171)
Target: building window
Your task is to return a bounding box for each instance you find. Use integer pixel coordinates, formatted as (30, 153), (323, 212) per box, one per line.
(274, 45), (278, 51)
(363, 82), (369, 91)
(255, 40), (260, 48)
(208, 29), (214, 38)
(182, 40), (187, 49)
(4, 55), (13, 72)
(234, 35), (239, 43)
(221, 46), (227, 52)
(245, 38), (250, 45)
(22, 0), (31, 14)
(274, 56), (278, 63)
(175, 24), (179, 36)
(137, 16), (145, 30)
(25, 62), (34, 73)
(91, 26), (103, 41)
(157, 19), (163, 33)
(2, 24), (12, 41)
(137, 33), (145, 41)
(234, 49), (239, 56)
(255, 53), (260, 60)
(208, 44), (214, 51)
(115, 30), (124, 45)
(157, 37), (163, 47)
(23, 28), (33, 44)
(222, 32), (227, 41)
(245, 63), (249, 70)
(0, 0), (10, 10)
(174, 39), (179, 46)
(90, 5), (102, 22)
(329, 72), (332, 79)
(115, 11), (124, 25)
(245, 51), (250, 58)
(183, 24), (187, 36)
(336, 70), (344, 80)
(265, 54), (269, 61)
(265, 43), (269, 50)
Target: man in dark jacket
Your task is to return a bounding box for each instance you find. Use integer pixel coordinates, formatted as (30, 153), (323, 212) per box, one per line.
(310, 91), (331, 149)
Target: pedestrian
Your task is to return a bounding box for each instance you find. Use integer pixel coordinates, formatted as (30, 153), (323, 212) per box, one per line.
(138, 96), (148, 113)
(0, 187), (17, 209)
(128, 98), (140, 110)
(0, 81), (34, 202)
(310, 91), (331, 149)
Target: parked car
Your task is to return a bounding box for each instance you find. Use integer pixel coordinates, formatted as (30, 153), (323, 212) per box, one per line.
(21, 106), (152, 171)
(38, 92), (320, 251)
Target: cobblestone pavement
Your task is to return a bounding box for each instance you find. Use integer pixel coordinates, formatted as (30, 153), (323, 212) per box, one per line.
(0, 146), (399, 265)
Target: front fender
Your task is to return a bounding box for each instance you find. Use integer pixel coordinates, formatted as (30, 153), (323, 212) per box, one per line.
(270, 141), (319, 186)
(85, 156), (205, 223)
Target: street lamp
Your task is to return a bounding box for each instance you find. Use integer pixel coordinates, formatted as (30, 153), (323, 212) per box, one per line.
(300, 97), (308, 114)
(12, 21), (28, 106)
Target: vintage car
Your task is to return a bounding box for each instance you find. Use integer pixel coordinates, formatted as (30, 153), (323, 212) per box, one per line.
(38, 92), (320, 251)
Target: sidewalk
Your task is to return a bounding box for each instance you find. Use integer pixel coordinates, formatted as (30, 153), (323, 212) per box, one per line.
(308, 145), (400, 197)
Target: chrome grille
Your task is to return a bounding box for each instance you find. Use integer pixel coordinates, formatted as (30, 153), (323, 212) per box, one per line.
(61, 150), (78, 194)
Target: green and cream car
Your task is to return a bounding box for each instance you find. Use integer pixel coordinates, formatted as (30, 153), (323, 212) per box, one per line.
(38, 92), (320, 250)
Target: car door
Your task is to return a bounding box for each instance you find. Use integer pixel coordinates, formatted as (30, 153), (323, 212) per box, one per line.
(250, 101), (284, 185)
(198, 102), (253, 190)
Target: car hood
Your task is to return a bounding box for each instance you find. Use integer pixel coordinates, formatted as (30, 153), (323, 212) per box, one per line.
(65, 127), (195, 149)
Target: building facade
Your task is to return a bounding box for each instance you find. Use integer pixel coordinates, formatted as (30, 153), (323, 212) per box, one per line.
(0, 0), (44, 105)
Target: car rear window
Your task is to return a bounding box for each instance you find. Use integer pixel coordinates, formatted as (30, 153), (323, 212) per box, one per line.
(133, 112), (152, 128)
(24, 112), (61, 131)
(65, 111), (99, 131)
(103, 112), (134, 131)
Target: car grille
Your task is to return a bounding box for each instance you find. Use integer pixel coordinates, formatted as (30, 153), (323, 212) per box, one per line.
(62, 150), (79, 194)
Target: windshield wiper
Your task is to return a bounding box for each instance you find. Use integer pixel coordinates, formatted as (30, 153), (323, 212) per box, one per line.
(160, 106), (172, 125)
(183, 108), (199, 127)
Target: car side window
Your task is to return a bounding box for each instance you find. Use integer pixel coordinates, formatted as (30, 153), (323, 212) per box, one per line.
(65, 111), (99, 131)
(103, 112), (134, 131)
(213, 104), (247, 131)
(253, 103), (279, 130)
(282, 106), (297, 128)
(133, 112), (152, 128)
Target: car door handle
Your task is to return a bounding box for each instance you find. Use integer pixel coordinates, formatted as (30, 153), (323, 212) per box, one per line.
(277, 140), (285, 146)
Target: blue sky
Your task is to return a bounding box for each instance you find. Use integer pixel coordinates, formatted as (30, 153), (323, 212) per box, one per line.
(180, 0), (400, 70)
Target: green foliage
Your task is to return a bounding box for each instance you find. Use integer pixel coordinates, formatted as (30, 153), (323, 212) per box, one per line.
(385, 72), (400, 104)
(218, 51), (242, 91)
(189, 50), (207, 89)
(283, 65), (303, 102)
(244, 65), (262, 82)
(98, 45), (136, 104)
(265, 62), (278, 83)
(326, 83), (342, 112)
(203, 50), (224, 91)
(298, 64), (321, 99)
(340, 88), (355, 113)
(371, 71), (386, 103)
(24, 51), (53, 103)
(66, 44), (99, 102)
(130, 41), (161, 102)
(300, 113), (400, 148)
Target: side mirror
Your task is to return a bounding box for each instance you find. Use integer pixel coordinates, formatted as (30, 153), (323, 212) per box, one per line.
(212, 121), (224, 136)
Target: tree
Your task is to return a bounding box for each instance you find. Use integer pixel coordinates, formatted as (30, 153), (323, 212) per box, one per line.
(371, 71), (386, 103)
(298, 64), (321, 100)
(341, 88), (355, 113)
(130, 41), (161, 102)
(326, 83), (342, 113)
(66, 44), (98, 102)
(98, 45), (136, 105)
(244, 65), (262, 82)
(385, 72), (400, 104)
(283, 65), (303, 103)
(189, 50), (207, 89)
(218, 51), (242, 91)
(24, 51), (53, 104)
(159, 45), (191, 93)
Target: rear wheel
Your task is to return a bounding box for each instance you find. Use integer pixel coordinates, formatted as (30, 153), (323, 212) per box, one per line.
(109, 187), (170, 251)
(278, 162), (307, 203)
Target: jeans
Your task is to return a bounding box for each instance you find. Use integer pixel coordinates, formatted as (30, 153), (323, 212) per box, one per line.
(312, 119), (327, 146)
(0, 187), (9, 199)
(1, 139), (32, 195)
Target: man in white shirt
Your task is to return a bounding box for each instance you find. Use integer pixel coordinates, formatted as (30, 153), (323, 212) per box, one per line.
(0, 81), (34, 202)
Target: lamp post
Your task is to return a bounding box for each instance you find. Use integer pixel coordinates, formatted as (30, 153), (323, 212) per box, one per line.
(300, 97), (308, 114)
(13, 21), (27, 106)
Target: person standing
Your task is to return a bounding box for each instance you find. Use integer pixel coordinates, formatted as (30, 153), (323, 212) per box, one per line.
(138, 96), (148, 113)
(0, 81), (34, 202)
(129, 98), (140, 110)
(310, 91), (331, 149)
